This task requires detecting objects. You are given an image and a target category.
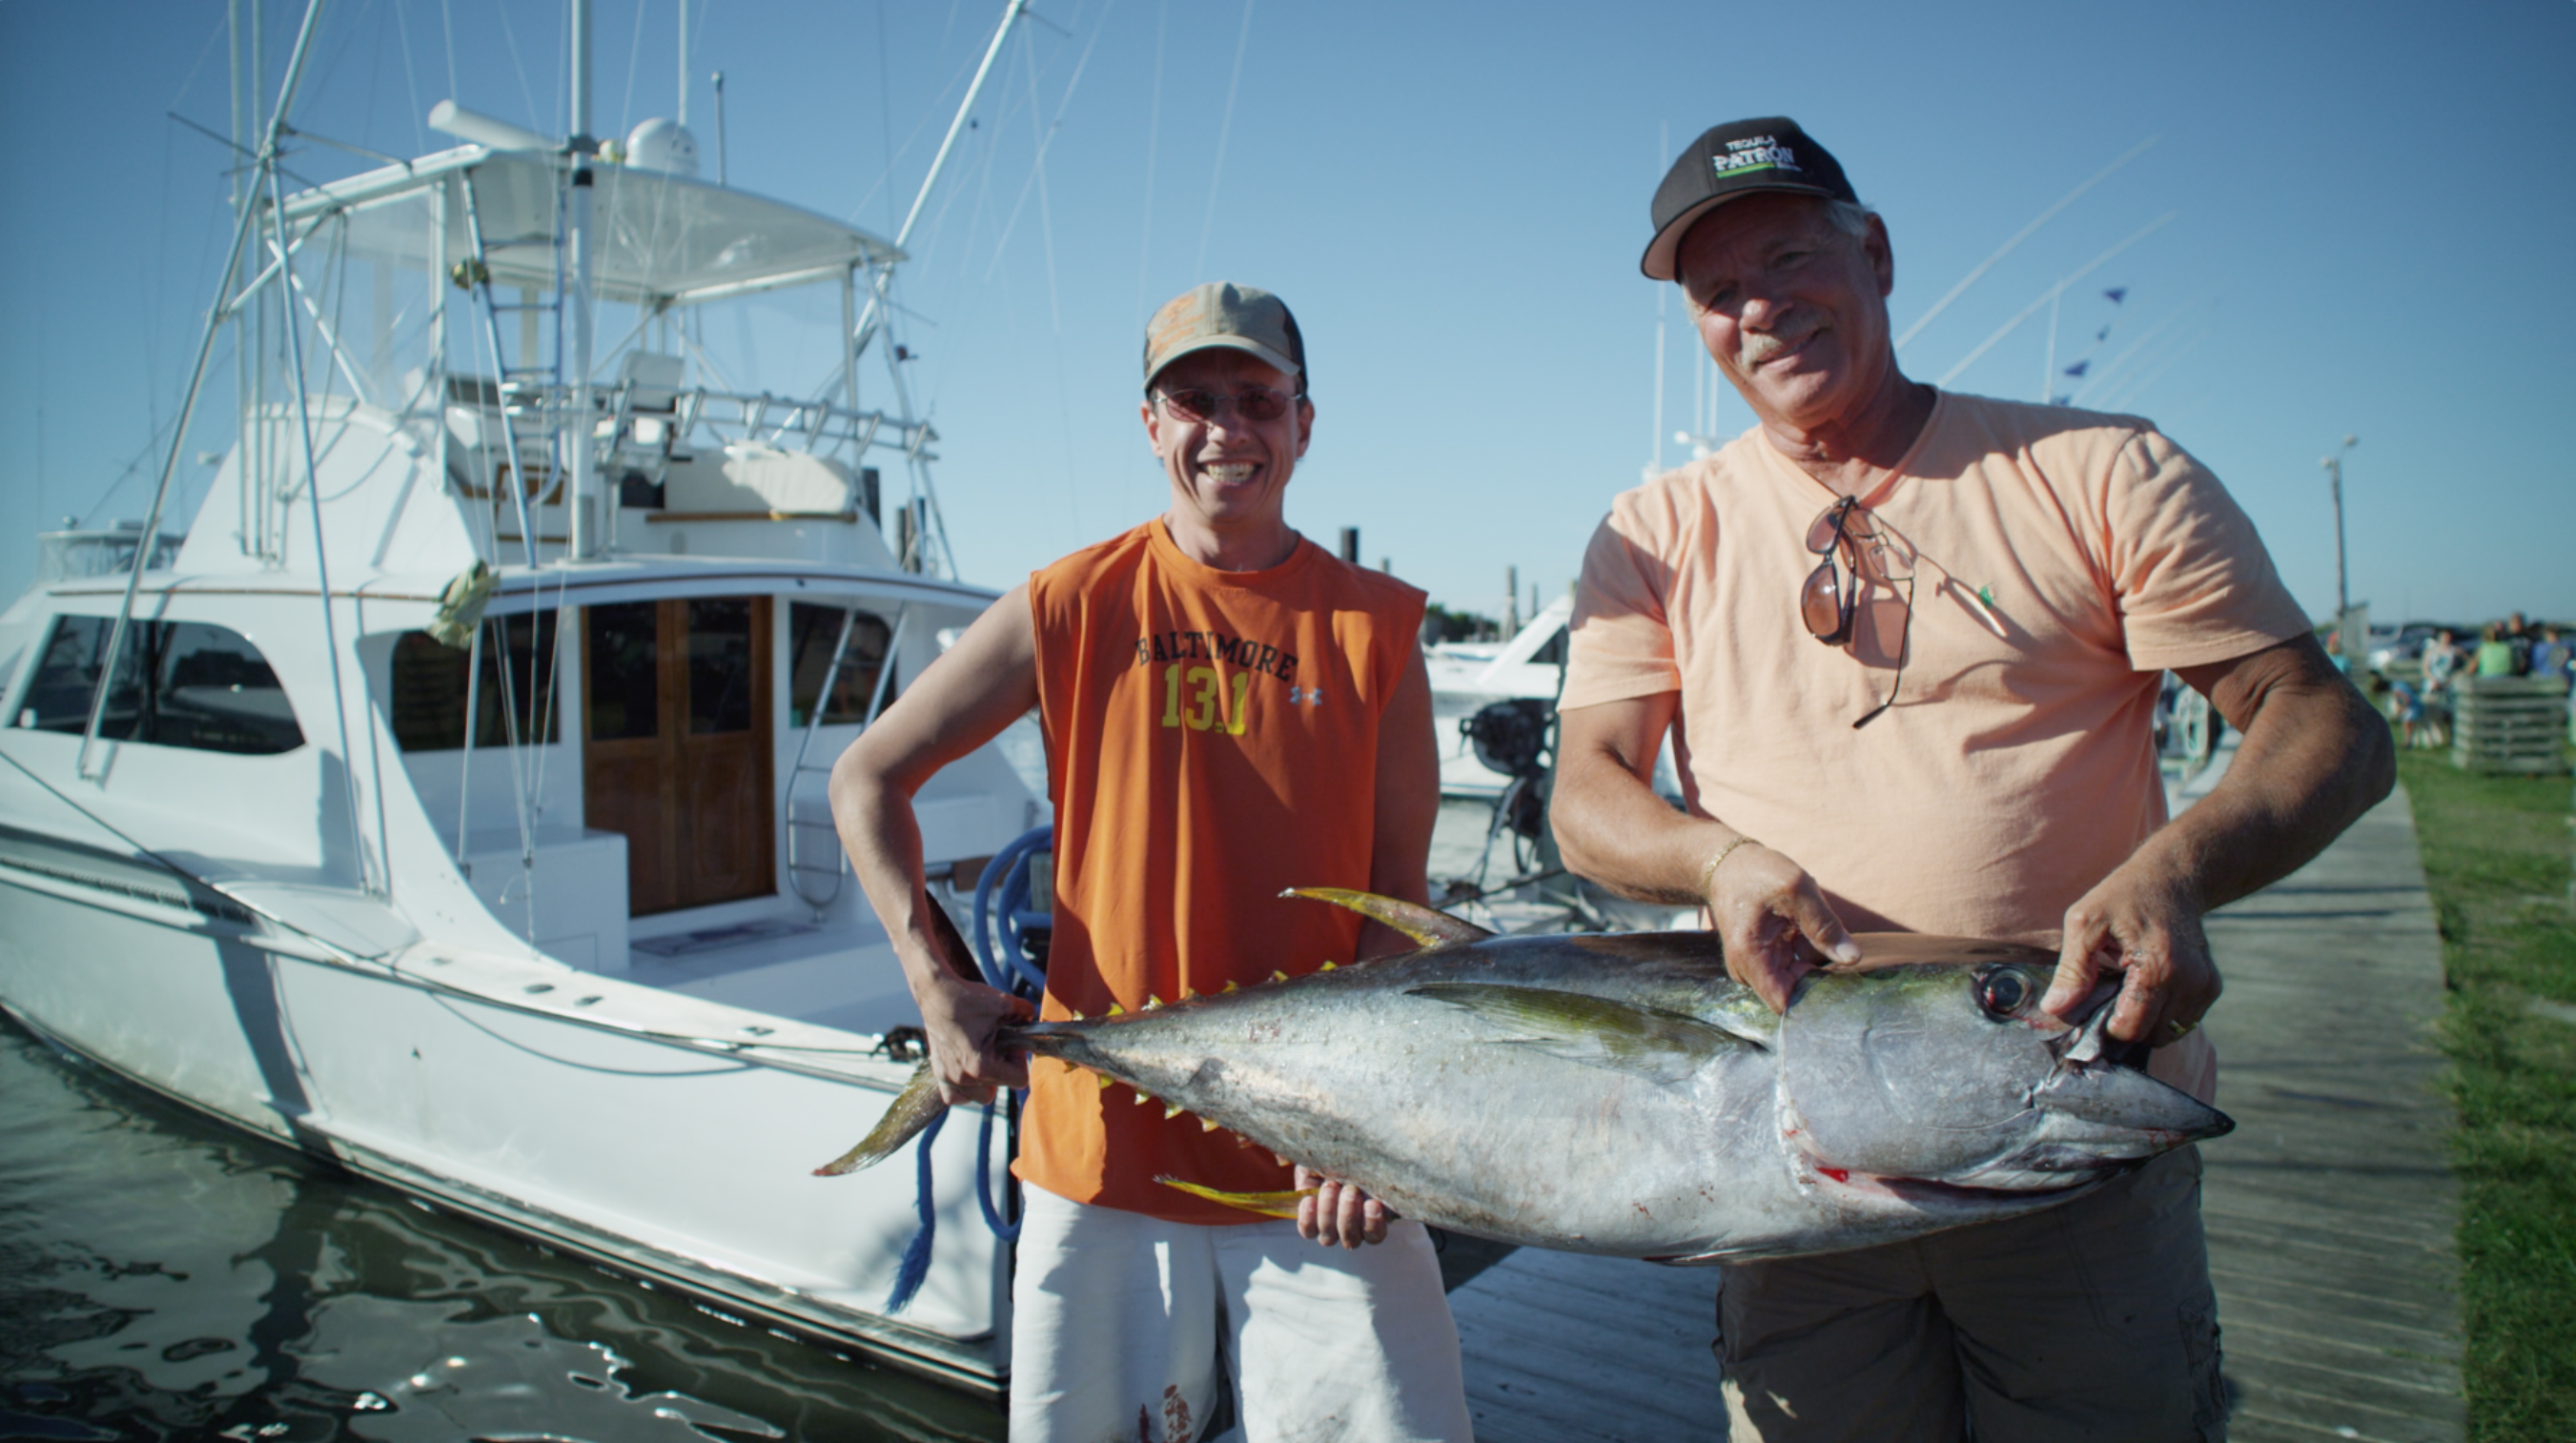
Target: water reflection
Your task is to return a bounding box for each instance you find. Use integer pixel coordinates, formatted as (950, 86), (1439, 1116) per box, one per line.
(0, 1017), (1005, 1442)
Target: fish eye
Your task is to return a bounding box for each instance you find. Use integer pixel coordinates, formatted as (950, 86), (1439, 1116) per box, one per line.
(1975, 969), (2031, 1019)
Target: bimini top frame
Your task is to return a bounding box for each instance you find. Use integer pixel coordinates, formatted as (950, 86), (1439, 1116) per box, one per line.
(276, 146), (906, 311)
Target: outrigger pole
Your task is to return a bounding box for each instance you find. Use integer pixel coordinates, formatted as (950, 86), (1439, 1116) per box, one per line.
(79, 0), (330, 783)
(839, 0), (1031, 577)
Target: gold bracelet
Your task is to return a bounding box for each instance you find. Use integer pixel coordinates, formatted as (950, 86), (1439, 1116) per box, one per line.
(1694, 835), (1760, 900)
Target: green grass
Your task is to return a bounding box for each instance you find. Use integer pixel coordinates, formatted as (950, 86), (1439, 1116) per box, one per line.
(2395, 748), (2576, 1442)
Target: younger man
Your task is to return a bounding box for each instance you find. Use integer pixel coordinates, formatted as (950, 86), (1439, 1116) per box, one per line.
(831, 283), (1470, 1441)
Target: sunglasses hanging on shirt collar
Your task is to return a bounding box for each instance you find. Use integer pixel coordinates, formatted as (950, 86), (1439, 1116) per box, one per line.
(1802, 496), (1915, 728)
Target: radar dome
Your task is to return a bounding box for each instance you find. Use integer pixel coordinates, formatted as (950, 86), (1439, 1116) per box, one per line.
(624, 118), (702, 177)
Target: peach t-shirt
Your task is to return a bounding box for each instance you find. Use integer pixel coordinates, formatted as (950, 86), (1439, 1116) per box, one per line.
(1016, 520), (1427, 1222)
(1564, 391), (2307, 946)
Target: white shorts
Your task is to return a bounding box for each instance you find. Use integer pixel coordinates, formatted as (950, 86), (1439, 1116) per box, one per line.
(1009, 1185), (1474, 1443)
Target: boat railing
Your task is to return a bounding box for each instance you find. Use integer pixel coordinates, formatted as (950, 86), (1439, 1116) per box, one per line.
(458, 376), (937, 472)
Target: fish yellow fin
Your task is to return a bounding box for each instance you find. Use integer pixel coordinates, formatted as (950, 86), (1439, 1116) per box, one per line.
(1407, 982), (1745, 1083)
(1106, 1003), (1126, 1017)
(1133, 1089), (1154, 1106)
(1200, 1117), (1221, 1132)
(1155, 1177), (1315, 1219)
(1144, 995), (1164, 1010)
(1095, 1072), (1114, 1089)
(1319, 960), (1339, 971)
(1164, 1101), (1185, 1120)
(1281, 887), (1494, 948)
(1268, 970), (1289, 985)
(1221, 981), (1238, 993)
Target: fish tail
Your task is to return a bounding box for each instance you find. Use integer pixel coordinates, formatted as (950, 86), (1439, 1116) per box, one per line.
(813, 1062), (949, 1176)
(1154, 1176), (1317, 1219)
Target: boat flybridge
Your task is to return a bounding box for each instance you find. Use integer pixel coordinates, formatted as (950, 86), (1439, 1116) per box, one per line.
(0, 1), (1047, 1392)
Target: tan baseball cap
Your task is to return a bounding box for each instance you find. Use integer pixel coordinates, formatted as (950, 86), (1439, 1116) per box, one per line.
(1142, 281), (1307, 392)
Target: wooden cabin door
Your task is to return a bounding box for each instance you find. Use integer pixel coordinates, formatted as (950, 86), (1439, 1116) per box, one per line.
(583, 597), (775, 916)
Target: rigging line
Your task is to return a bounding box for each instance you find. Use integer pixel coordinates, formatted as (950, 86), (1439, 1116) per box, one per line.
(493, 0), (543, 139)
(1894, 134), (2157, 353)
(617, 0), (650, 142)
(2096, 327), (2212, 415)
(1013, 12), (1085, 534)
(1192, 0), (1256, 279)
(844, 42), (992, 229)
(1935, 213), (2176, 389)
(438, 0), (460, 116)
(2071, 297), (2208, 407)
(878, 0), (897, 234)
(981, 0), (1114, 285)
(390, 0), (427, 153)
(1134, 0), (1168, 325)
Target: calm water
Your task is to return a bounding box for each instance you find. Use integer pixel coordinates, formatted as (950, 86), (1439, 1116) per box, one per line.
(0, 1016), (1006, 1443)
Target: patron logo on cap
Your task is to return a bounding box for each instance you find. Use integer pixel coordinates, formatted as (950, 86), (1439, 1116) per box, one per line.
(1714, 136), (1803, 179)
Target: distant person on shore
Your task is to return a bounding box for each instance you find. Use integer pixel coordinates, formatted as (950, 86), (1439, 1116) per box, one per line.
(830, 282), (1469, 1441)
(2379, 674), (2430, 749)
(2476, 622), (2518, 678)
(1548, 116), (2395, 1439)
(2530, 625), (2570, 687)
(2422, 628), (2463, 745)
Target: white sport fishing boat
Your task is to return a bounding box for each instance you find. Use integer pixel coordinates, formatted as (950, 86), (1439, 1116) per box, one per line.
(0, 0), (1044, 1392)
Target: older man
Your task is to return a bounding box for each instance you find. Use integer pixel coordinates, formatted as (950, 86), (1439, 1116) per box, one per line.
(1549, 118), (2393, 1439)
(831, 282), (1469, 1441)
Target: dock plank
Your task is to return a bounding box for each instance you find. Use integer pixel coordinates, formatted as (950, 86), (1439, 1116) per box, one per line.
(1443, 786), (2464, 1440)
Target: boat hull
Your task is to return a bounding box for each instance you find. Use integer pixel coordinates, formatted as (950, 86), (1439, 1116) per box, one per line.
(0, 848), (1016, 1392)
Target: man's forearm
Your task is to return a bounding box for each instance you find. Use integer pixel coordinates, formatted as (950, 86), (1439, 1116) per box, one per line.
(1550, 701), (1741, 905)
(829, 751), (970, 995)
(2137, 655), (2396, 913)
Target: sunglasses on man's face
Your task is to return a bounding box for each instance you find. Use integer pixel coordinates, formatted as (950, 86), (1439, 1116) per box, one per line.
(1154, 386), (1298, 424)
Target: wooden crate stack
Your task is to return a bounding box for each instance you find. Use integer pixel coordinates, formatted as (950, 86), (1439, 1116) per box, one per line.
(2450, 676), (2570, 774)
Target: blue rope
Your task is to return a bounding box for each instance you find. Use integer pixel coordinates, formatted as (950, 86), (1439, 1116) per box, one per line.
(975, 1091), (1024, 1242)
(884, 1106), (950, 1313)
(880, 819), (1044, 1302)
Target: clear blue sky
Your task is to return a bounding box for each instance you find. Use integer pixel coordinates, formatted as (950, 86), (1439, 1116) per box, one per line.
(4, 0), (2571, 630)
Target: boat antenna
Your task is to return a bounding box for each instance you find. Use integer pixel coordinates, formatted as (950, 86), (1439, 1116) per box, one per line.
(712, 71), (726, 183)
(79, 0), (331, 783)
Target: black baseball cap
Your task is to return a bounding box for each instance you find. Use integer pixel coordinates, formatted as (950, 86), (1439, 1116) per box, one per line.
(1641, 117), (1859, 281)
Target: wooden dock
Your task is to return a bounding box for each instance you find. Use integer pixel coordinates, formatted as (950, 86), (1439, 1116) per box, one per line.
(1442, 785), (2464, 1441)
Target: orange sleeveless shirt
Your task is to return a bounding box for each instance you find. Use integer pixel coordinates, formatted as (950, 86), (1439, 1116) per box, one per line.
(1015, 519), (1427, 1223)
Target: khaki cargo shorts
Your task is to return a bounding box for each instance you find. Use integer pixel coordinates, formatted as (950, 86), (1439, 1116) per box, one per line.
(1717, 1148), (2223, 1442)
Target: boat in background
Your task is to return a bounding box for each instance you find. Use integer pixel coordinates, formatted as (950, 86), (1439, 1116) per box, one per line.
(1428, 595), (1571, 798)
(0, 0), (1043, 1392)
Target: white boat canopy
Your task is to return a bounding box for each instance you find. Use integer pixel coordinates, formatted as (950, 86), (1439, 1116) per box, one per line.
(276, 146), (905, 308)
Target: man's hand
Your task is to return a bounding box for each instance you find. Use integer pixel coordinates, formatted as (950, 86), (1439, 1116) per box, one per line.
(2043, 864), (2221, 1047)
(916, 970), (1032, 1105)
(1295, 1166), (1392, 1249)
(1704, 843), (1862, 1013)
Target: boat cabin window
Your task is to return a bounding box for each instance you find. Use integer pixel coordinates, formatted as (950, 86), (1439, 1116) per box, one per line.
(1529, 626), (1568, 667)
(787, 602), (897, 727)
(16, 617), (305, 755)
(388, 615), (563, 751)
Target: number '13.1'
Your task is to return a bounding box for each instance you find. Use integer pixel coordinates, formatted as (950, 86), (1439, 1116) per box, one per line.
(1162, 663), (1249, 735)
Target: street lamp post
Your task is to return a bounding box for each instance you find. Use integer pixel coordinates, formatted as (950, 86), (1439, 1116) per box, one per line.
(2320, 435), (2359, 617)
